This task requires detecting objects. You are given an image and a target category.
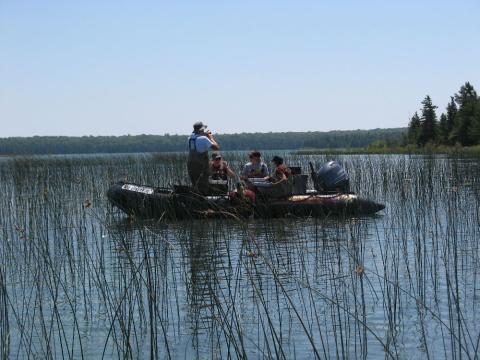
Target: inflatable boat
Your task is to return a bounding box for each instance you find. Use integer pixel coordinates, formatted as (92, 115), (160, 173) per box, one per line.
(107, 162), (385, 219)
(107, 182), (384, 219)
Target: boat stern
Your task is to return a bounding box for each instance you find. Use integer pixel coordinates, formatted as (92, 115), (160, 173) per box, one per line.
(352, 197), (385, 215)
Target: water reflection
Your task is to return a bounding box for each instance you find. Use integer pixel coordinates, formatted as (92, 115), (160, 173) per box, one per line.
(1, 154), (480, 359)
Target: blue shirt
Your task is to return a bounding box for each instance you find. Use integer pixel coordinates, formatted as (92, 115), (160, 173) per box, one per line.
(188, 133), (214, 153)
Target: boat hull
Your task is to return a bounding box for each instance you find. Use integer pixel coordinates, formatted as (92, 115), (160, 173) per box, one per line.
(107, 182), (385, 219)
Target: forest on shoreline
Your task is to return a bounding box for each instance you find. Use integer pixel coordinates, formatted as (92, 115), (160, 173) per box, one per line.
(405, 82), (480, 148)
(0, 128), (405, 155)
(2, 81), (479, 156)
(300, 81), (480, 155)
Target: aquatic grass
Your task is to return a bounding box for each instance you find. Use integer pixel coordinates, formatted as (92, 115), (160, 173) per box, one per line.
(0, 264), (9, 358)
(0, 153), (479, 358)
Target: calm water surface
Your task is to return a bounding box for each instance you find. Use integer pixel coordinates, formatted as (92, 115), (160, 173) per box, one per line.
(0, 153), (479, 359)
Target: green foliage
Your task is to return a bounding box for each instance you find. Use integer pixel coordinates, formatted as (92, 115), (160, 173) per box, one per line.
(451, 82), (478, 146)
(0, 128), (406, 155)
(407, 112), (421, 145)
(473, 97), (480, 141)
(445, 97), (457, 145)
(407, 82), (480, 148)
(418, 95), (438, 145)
(368, 140), (388, 149)
(438, 113), (448, 144)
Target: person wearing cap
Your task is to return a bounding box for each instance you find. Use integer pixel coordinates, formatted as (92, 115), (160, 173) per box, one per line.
(267, 155), (291, 184)
(240, 151), (269, 180)
(208, 153), (235, 194)
(209, 153), (235, 179)
(187, 121), (219, 194)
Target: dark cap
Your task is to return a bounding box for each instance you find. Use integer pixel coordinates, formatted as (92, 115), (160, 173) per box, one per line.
(248, 150), (261, 158)
(193, 121), (207, 132)
(211, 152), (222, 160)
(271, 156), (283, 165)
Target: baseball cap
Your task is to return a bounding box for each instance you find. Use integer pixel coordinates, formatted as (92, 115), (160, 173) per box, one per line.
(193, 121), (207, 132)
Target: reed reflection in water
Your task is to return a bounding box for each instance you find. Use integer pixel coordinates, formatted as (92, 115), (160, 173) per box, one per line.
(0, 153), (479, 359)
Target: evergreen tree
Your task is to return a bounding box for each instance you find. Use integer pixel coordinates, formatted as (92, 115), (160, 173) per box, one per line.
(445, 97), (457, 145)
(418, 95), (438, 145)
(452, 82), (478, 146)
(438, 113), (449, 144)
(407, 112), (421, 145)
(472, 96), (480, 143)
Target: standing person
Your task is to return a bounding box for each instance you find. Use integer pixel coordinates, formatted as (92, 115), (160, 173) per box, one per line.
(187, 121), (219, 194)
(240, 151), (268, 180)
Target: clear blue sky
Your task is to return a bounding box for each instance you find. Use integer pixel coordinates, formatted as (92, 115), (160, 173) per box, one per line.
(1, 0), (479, 137)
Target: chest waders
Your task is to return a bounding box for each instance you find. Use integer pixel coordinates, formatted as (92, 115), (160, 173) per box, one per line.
(187, 136), (210, 194)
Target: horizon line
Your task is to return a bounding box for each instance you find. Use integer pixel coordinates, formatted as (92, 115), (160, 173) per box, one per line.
(0, 127), (406, 139)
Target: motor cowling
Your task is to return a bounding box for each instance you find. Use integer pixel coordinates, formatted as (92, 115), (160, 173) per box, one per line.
(313, 161), (350, 193)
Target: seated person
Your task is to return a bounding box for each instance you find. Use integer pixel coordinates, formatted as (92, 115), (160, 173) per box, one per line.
(266, 156), (291, 185)
(241, 151), (269, 180)
(209, 153), (235, 194)
(249, 156), (292, 199)
(209, 153), (235, 179)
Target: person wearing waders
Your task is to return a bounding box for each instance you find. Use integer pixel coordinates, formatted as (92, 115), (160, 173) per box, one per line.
(187, 122), (219, 194)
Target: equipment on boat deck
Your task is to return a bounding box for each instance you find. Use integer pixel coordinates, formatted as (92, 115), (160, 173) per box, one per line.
(107, 162), (384, 220)
(310, 161), (350, 193)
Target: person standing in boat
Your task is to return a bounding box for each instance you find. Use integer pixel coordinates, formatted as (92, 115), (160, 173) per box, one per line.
(187, 121), (219, 194)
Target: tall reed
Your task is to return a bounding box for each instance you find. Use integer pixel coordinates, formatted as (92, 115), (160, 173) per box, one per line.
(0, 153), (478, 358)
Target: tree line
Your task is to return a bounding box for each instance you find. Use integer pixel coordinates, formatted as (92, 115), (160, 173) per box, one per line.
(407, 82), (480, 147)
(0, 128), (405, 155)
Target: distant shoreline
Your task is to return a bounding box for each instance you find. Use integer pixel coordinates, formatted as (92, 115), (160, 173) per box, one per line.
(0, 128), (406, 155)
(294, 144), (480, 155)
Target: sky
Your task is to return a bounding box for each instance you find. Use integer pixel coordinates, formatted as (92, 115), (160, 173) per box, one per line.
(0, 0), (479, 137)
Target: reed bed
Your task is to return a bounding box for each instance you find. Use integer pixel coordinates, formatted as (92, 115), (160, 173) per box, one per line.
(0, 152), (479, 359)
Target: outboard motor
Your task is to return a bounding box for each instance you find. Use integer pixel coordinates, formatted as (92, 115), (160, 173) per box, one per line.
(309, 161), (350, 193)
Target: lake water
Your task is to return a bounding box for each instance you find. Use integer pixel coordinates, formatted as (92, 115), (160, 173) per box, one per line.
(0, 153), (479, 359)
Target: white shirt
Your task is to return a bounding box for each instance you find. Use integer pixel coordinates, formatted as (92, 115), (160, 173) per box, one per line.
(242, 161), (268, 178)
(188, 133), (214, 153)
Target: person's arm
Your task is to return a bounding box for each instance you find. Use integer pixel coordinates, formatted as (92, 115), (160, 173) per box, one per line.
(262, 163), (270, 180)
(224, 162), (236, 178)
(267, 168), (286, 184)
(240, 164), (248, 180)
(206, 131), (220, 150)
(271, 172), (287, 185)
